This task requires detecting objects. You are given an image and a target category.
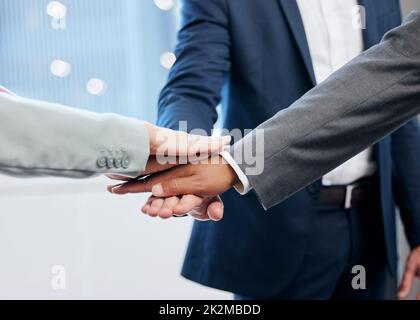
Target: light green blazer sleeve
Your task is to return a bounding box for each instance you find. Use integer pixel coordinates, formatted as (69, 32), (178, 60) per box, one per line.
(0, 92), (150, 178)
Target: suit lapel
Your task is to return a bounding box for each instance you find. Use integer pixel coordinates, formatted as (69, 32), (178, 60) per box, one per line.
(278, 0), (316, 86)
(358, 0), (380, 49)
(278, 0), (381, 83)
(279, 0), (383, 158)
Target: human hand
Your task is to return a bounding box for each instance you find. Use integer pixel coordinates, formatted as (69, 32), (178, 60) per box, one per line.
(107, 123), (231, 180)
(398, 245), (420, 300)
(143, 122), (231, 158)
(141, 194), (224, 221)
(107, 155), (239, 198)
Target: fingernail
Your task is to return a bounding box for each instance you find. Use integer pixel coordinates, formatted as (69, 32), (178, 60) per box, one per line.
(113, 185), (124, 193)
(159, 208), (172, 218)
(152, 184), (164, 197)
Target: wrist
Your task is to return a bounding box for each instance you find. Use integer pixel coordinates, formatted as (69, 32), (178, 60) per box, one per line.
(218, 156), (239, 187)
(142, 122), (158, 153)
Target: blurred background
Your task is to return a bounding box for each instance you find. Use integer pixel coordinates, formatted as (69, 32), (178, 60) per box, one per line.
(0, 0), (419, 299)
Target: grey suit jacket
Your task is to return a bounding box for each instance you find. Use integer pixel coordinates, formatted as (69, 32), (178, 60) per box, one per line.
(231, 11), (420, 210)
(0, 93), (149, 178)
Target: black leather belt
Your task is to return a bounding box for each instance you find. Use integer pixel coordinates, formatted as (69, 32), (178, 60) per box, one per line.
(320, 178), (372, 209)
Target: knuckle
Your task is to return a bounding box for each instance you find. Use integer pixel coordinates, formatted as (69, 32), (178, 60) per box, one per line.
(193, 179), (205, 194)
(169, 180), (180, 193)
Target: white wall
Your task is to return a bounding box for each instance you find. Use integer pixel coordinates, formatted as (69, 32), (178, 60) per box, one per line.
(0, 176), (230, 299)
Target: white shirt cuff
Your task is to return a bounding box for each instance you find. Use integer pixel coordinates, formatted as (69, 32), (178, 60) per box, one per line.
(220, 150), (252, 195)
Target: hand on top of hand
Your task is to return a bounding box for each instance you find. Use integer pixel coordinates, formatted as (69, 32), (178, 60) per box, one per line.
(107, 155), (239, 221)
(107, 123), (232, 186)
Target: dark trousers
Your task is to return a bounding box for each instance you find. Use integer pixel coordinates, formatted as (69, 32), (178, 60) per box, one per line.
(235, 182), (394, 300)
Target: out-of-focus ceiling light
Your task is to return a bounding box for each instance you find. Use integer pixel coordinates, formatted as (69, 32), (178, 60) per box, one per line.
(50, 59), (71, 77)
(160, 52), (176, 69)
(87, 78), (107, 95)
(46, 1), (67, 19)
(154, 0), (174, 11)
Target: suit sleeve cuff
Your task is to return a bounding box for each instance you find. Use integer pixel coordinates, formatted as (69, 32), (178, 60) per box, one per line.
(220, 150), (252, 195)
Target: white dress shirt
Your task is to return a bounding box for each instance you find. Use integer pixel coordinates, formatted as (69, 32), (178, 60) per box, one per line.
(222, 0), (377, 194)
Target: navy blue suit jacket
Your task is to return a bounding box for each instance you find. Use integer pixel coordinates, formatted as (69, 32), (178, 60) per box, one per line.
(158, 0), (420, 297)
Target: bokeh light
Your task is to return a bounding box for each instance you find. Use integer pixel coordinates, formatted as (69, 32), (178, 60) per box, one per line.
(154, 0), (174, 11)
(50, 59), (71, 77)
(87, 78), (107, 95)
(46, 1), (67, 19)
(160, 52), (176, 69)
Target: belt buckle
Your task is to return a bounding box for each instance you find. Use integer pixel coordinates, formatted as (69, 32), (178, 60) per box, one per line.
(344, 182), (361, 210)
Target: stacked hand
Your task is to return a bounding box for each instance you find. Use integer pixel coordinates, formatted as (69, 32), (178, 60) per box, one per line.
(108, 125), (239, 221)
(108, 123), (232, 178)
(108, 154), (238, 221)
(108, 125), (420, 300)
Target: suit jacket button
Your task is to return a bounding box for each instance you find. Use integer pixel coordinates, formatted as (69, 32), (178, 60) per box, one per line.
(122, 159), (130, 169)
(114, 158), (122, 168)
(97, 157), (107, 168)
(106, 158), (115, 168)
